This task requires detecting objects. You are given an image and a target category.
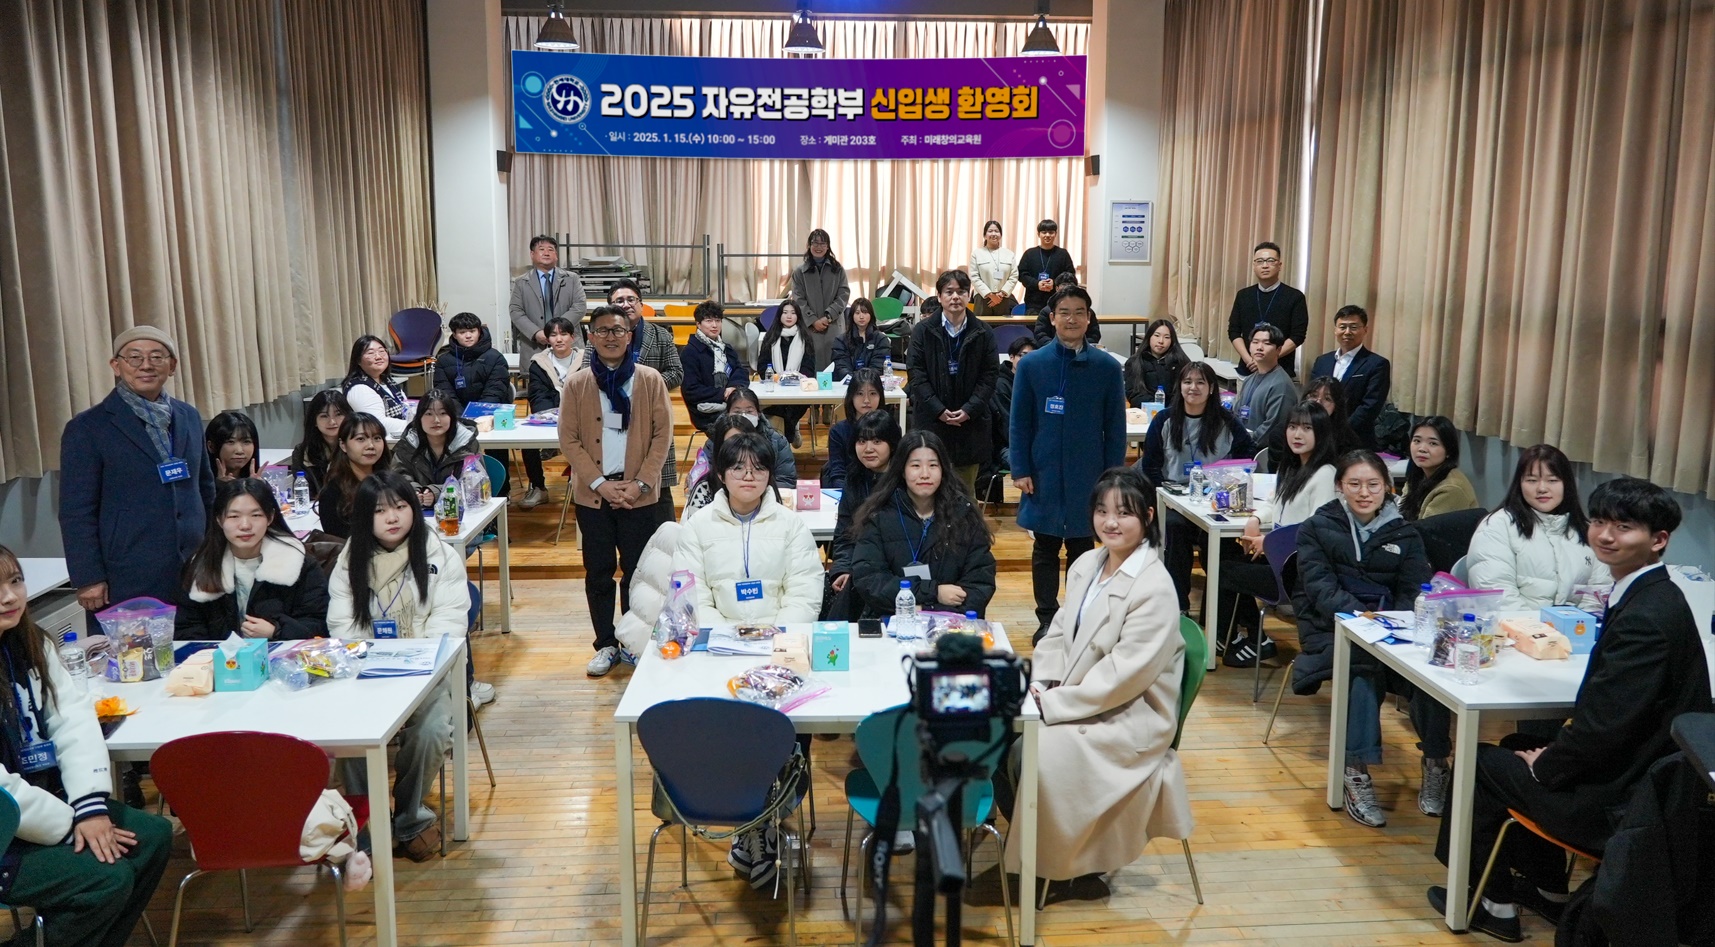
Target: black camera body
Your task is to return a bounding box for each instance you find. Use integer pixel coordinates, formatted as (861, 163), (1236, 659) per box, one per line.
(908, 632), (1029, 765)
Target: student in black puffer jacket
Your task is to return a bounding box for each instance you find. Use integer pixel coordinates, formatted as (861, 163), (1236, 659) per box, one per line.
(176, 479), (330, 641)
(433, 314), (513, 409)
(849, 431), (996, 619)
(1292, 450), (1445, 830)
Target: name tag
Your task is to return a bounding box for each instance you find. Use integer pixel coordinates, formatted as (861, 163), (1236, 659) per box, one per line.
(19, 738), (57, 774)
(372, 619), (400, 640)
(735, 580), (763, 602)
(947, 360), (960, 376)
(1044, 396), (1065, 415)
(602, 406), (624, 430)
(904, 563), (932, 581)
(158, 459), (191, 483)
(454, 374), (467, 389)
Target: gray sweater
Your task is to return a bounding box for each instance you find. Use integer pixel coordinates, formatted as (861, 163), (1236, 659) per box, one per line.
(1237, 365), (1297, 447)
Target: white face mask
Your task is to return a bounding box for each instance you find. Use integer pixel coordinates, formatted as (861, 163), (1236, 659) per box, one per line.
(731, 411), (759, 423)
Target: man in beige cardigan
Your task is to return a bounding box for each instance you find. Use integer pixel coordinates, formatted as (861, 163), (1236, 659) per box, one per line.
(559, 306), (671, 677)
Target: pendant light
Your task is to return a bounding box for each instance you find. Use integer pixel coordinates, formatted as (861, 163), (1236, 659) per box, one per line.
(534, 1), (579, 51)
(1021, 1), (1060, 57)
(783, 2), (825, 56)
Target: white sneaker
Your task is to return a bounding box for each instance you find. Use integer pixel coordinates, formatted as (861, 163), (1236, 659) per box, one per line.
(1343, 769), (1387, 827)
(1419, 757), (1451, 817)
(586, 646), (621, 678)
(892, 829), (915, 854)
(469, 681), (496, 707)
(518, 486), (548, 510)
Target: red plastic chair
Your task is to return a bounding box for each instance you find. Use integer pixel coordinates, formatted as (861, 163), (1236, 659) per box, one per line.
(151, 732), (367, 947)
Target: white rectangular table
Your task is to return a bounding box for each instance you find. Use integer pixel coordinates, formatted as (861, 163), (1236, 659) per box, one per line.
(104, 638), (469, 947)
(1325, 617), (1587, 933)
(19, 557), (70, 602)
(285, 499), (513, 634)
(257, 447), (292, 467)
(753, 381), (910, 439)
(612, 622), (1043, 946)
(1157, 488), (1262, 670)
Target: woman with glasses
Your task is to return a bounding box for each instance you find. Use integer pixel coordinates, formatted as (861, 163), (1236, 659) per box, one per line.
(1291, 450), (1446, 829)
(788, 228), (849, 377)
(969, 219), (1019, 317)
(176, 478), (329, 641)
(721, 387), (798, 488)
(848, 430), (996, 620)
(673, 431), (823, 626)
(341, 335), (412, 436)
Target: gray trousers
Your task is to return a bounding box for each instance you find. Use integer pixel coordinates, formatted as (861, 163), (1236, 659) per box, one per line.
(341, 682), (455, 842)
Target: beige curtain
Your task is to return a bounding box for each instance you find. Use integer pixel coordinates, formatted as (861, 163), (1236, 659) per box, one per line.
(1152, 0), (1313, 352)
(504, 15), (1088, 302)
(1307, 0), (1715, 497)
(0, 0), (435, 481)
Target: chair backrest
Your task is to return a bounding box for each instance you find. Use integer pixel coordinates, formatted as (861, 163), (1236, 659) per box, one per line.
(1415, 507), (1490, 574)
(640, 303), (657, 319)
(991, 324), (1033, 356)
(1181, 340), (1206, 361)
(388, 308), (444, 355)
(1009, 303), (1027, 316)
(663, 302), (696, 321)
(0, 788), (21, 852)
(482, 454), (509, 498)
(1261, 523), (1302, 607)
(1173, 616), (1208, 750)
(870, 296), (905, 324)
(853, 704), (997, 827)
(152, 732), (334, 871)
(638, 697), (801, 826)
(757, 305), (780, 332)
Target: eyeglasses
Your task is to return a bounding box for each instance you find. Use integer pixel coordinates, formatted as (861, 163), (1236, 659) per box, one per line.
(1341, 480), (1388, 495)
(1253, 258), (1280, 266)
(728, 464), (769, 480)
(117, 353), (173, 367)
(590, 326), (631, 338)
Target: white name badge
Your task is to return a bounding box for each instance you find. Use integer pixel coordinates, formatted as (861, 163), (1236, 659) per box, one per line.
(904, 563), (932, 581)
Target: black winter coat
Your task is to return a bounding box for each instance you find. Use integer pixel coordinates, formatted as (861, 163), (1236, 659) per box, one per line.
(1290, 499), (1432, 694)
(905, 316), (999, 467)
(432, 327), (513, 407)
(831, 327), (891, 379)
(830, 464), (881, 576)
(680, 333), (751, 429)
(392, 424), (482, 501)
(849, 490), (997, 618)
(175, 536), (330, 641)
(1123, 350), (1186, 407)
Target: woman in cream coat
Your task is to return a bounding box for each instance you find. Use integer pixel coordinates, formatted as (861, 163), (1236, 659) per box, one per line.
(1008, 466), (1192, 887)
(969, 220), (1019, 317)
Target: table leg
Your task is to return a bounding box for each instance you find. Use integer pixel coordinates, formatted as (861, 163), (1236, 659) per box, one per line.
(1018, 721), (1040, 945)
(1202, 523), (1221, 671)
(1326, 628), (1351, 809)
(367, 748), (398, 947)
(1443, 709), (1481, 932)
(616, 721), (638, 947)
(896, 393), (909, 434)
(497, 503), (513, 634)
(453, 675), (470, 840)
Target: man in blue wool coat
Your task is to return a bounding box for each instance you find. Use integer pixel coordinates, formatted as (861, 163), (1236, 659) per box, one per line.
(1010, 285), (1128, 642)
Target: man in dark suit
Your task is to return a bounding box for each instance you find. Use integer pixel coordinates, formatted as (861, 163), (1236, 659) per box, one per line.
(1429, 477), (1712, 941)
(1309, 304), (1391, 449)
(508, 234), (588, 362)
(59, 326), (215, 630)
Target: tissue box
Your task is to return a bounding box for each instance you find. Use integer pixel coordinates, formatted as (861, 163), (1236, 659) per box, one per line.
(811, 622), (850, 671)
(1540, 606), (1600, 654)
(796, 480), (822, 510)
(1500, 617), (1571, 660)
(816, 369), (834, 390)
(798, 377), (819, 392)
(493, 405), (517, 430)
(772, 632), (811, 674)
(214, 638), (269, 691)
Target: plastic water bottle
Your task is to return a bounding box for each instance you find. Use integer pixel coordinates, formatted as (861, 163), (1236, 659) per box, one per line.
(1188, 461), (1207, 495)
(1153, 385), (1166, 406)
(1454, 612), (1482, 685)
(291, 472), (311, 516)
(1413, 585), (1437, 659)
(963, 610), (992, 647)
(59, 632), (89, 698)
(1239, 405), (1252, 427)
(893, 580), (919, 637)
(883, 357), (895, 381)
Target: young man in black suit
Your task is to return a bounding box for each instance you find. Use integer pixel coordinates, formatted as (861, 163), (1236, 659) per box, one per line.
(1309, 304), (1392, 449)
(1429, 477), (1712, 941)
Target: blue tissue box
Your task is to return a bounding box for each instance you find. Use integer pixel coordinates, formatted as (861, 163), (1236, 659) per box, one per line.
(1540, 606), (1600, 654)
(214, 638), (269, 691)
(811, 622), (850, 671)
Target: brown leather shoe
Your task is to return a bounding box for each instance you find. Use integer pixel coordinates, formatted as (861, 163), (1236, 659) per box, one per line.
(393, 823), (441, 862)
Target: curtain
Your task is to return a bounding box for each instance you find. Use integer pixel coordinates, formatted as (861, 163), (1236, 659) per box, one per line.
(503, 15), (1088, 302)
(1306, 0), (1715, 497)
(1152, 0), (1313, 352)
(0, 0), (435, 481)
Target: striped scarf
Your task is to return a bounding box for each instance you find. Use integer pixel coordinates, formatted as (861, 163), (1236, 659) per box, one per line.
(116, 383), (174, 463)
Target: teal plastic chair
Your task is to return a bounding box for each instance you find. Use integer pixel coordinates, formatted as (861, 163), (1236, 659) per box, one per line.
(869, 296), (904, 324)
(0, 789), (43, 946)
(841, 705), (1014, 947)
(1173, 615), (1208, 904)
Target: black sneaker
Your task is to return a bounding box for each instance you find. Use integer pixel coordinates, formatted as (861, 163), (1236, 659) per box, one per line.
(1223, 633), (1277, 668)
(1509, 878), (1567, 925)
(1427, 886), (1523, 942)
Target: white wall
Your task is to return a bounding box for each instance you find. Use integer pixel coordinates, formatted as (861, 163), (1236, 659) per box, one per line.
(426, 0), (512, 341)
(1084, 0), (1164, 352)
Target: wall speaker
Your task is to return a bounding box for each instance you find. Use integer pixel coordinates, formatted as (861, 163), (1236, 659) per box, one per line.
(497, 150), (514, 173)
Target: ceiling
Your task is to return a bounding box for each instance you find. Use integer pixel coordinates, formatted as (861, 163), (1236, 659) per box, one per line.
(500, 1), (1092, 19)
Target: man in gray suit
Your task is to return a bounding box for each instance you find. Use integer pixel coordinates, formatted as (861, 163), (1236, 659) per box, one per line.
(509, 234), (588, 360)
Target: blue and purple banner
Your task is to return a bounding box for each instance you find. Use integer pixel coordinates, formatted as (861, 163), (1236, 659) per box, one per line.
(512, 50), (1086, 160)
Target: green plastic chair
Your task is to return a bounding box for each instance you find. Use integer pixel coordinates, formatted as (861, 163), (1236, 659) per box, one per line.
(0, 789), (43, 946)
(1173, 615), (1208, 904)
(841, 705), (1014, 947)
(869, 296), (904, 325)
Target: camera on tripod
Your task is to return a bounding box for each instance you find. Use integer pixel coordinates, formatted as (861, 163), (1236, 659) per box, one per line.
(908, 631), (1029, 768)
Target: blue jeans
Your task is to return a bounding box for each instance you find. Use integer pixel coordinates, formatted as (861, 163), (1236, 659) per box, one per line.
(1346, 668), (1453, 766)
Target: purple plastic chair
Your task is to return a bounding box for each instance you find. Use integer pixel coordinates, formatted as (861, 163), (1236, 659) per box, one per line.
(387, 308), (443, 375)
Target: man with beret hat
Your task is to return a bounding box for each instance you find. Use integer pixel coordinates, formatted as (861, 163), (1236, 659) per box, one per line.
(58, 325), (214, 631)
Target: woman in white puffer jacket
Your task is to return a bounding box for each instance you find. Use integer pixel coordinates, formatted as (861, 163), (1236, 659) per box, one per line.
(1465, 445), (1609, 609)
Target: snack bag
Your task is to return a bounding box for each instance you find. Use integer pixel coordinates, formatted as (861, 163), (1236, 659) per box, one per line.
(653, 571), (699, 658)
(270, 638), (358, 690)
(726, 664), (830, 712)
(95, 597), (177, 682)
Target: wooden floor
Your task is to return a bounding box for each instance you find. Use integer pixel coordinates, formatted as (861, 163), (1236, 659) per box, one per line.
(124, 425), (1560, 946)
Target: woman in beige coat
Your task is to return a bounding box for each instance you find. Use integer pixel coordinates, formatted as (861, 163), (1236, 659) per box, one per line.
(1008, 466), (1193, 890)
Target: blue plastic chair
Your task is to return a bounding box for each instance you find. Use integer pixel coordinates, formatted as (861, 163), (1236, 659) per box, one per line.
(636, 698), (810, 945)
(1010, 303), (1028, 315)
(387, 308), (443, 376)
(757, 304), (780, 332)
(1258, 524), (1305, 742)
(465, 455), (509, 630)
(0, 790), (42, 945)
(991, 323), (1034, 356)
(841, 705), (1013, 947)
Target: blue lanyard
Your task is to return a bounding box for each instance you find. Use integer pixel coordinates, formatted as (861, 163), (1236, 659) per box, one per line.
(737, 508), (759, 578)
(895, 497), (932, 564)
(377, 572), (411, 620)
(1256, 286), (1278, 325)
(2, 650), (45, 745)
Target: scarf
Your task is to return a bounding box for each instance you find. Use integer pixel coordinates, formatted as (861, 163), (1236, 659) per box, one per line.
(117, 383), (174, 463)
(367, 544), (420, 635)
(695, 329), (729, 375)
(590, 350), (637, 431)
(771, 325), (805, 377)
(549, 351), (577, 386)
